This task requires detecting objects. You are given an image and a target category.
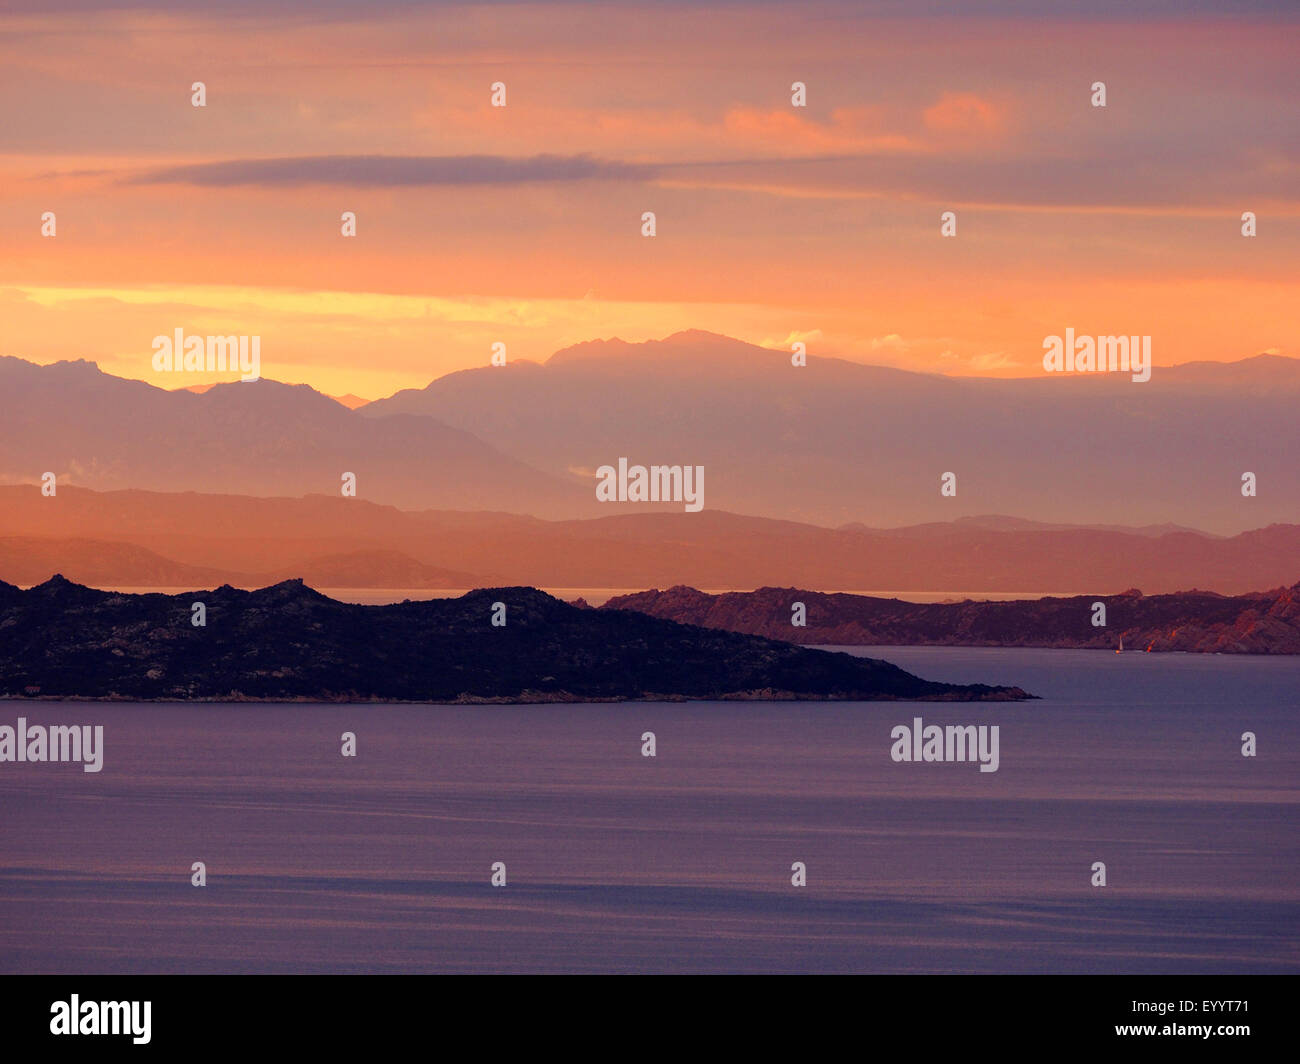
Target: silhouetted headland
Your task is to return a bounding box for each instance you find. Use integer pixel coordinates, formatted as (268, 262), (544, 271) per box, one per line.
(0, 577), (1032, 702)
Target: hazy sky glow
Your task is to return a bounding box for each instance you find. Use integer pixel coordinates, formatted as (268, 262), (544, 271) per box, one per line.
(1, 2), (1296, 396)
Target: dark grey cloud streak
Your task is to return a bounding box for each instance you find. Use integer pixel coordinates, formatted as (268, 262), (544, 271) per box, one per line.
(125, 154), (660, 188)
(118, 149), (1299, 210)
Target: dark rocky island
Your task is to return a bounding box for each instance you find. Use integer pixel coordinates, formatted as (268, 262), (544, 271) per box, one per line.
(0, 577), (1031, 702)
(603, 584), (1300, 654)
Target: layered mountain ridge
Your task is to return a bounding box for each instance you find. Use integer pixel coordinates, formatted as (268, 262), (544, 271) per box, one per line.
(1, 485), (1296, 596)
(4, 332), (1298, 531)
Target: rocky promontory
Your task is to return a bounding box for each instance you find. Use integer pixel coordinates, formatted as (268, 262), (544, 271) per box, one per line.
(0, 577), (1031, 702)
(603, 584), (1300, 654)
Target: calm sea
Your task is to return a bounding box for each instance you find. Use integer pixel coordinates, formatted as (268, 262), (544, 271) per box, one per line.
(1, 647), (1296, 973)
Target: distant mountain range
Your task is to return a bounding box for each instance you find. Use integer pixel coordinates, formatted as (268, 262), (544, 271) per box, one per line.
(362, 330), (1300, 533)
(1, 485), (1297, 596)
(603, 584), (1300, 655)
(0, 578), (1029, 702)
(4, 331), (1299, 531)
(0, 355), (578, 515)
(843, 515), (1208, 539)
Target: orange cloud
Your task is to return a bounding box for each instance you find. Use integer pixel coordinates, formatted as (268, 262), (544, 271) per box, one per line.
(722, 105), (919, 155)
(922, 92), (1008, 138)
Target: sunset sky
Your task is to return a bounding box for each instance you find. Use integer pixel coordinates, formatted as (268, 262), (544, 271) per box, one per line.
(1, 0), (1296, 399)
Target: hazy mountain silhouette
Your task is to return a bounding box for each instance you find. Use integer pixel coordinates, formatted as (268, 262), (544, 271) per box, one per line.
(180, 383), (369, 409)
(844, 515), (1211, 538)
(0, 356), (578, 514)
(363, 331), (1300, 533)
(2, 486), (1297, 596)
(6, 337), (1298, 532)
(328, 393), (371, 410)
(0, 535), (478, 589)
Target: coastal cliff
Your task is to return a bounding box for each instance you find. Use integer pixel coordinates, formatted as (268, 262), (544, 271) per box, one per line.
(603, 584), (1300, 654)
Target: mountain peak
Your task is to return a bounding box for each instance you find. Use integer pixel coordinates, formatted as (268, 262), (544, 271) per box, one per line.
(253, 577), (331, 602)
(25, 574), (109, 603)
(662, 328), (739, 345)
(543, 330), (772, 371)
(0, 355), (110, 381)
